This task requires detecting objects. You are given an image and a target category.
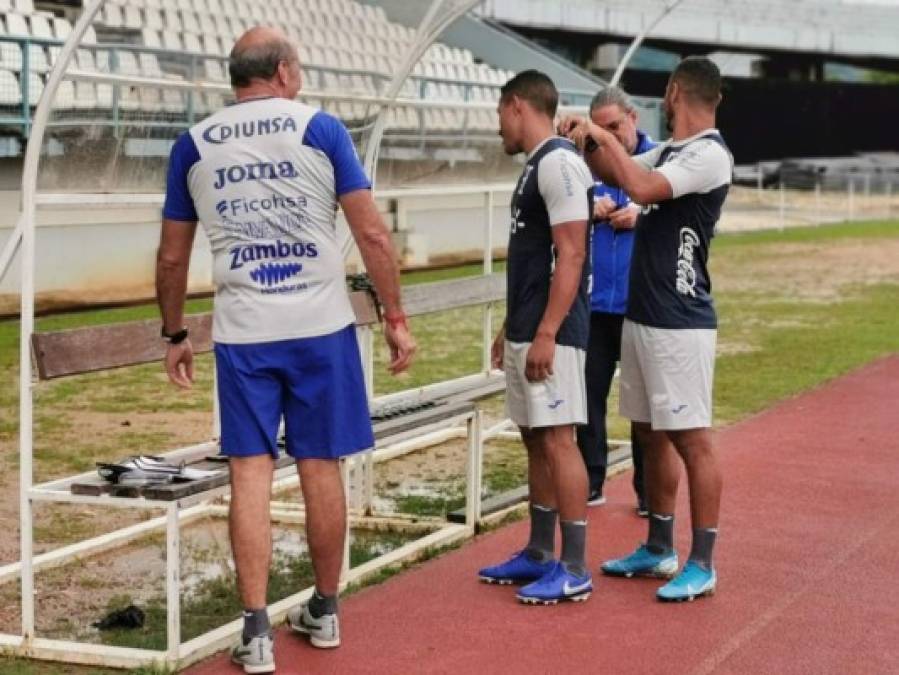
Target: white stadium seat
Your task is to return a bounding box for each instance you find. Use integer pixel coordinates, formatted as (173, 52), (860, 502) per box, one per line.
(24, 71), (42, 106)
(183, 32), (202, 54)
(163, 8), (181, 32)
(100, 4), (123, 28)
(181, 10), (200, 34)
(161, 30), (183, 52)
(116, 50), (140, 76)
(73, 81), (98, 110)
(144, 7), (164, 31)
(204, 58), (225, 82)
(139, 53), (163, 78)
(51, 17), (72, 41)
(0, 42), (22, 72)
(141, 28), (162, 50)
(123, 6), (142, 30)
(0, 69), (21, 105)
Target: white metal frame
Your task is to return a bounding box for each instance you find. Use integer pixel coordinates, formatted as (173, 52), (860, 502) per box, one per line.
(0, 0), (501, 670)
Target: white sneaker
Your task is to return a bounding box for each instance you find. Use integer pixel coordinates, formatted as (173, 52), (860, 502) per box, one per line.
(287, 604), (340, 648)
(230, 632), (275, 674)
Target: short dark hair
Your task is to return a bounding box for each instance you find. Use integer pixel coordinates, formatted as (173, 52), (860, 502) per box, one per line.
(229, 36), (296, 88)
(500, 69), (558, 118)
(671, 56), (721, 107)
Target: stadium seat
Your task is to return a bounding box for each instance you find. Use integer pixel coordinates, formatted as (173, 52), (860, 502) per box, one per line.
(13, 0), (33, 16)
(51, 17), (72, 41)
(0, 42), (22, 72)
(145, 7), (164, 31)
(139, 53), (163, 78)
(204, 57), (226, 82)
(163, 8), (181, 32)
(116, 50), (140, 76)
(0, 69), (21, 105)
(181, 10), (200, 35)
(200, 34), (221, 57)
(52, 79), (75, 110)
(73, 80), (97, 109)
(182, 32), (202, 54)
(197, 13), (215, 37)
(161, 30), (182, 52)
(24, 71), (42, 106)
(122, 6), (142, 30)
(212, 15), (228, 37)
(100, 4), (123, 28)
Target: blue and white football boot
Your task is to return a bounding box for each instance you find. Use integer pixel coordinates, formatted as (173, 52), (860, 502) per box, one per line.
(656, 561), (717, 602)
(600, 544), (679, 579)
(516, 562), (593, 605)
(478, 550), (555, 585)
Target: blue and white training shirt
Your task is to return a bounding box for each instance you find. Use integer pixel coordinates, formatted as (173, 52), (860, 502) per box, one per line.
(163, 97), (371, 344)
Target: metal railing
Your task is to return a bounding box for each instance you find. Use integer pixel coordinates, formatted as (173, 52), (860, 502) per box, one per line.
(0, 34), (599, 145)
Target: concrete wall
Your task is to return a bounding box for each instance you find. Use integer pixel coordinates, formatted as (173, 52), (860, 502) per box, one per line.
(0, 188), (513, 314)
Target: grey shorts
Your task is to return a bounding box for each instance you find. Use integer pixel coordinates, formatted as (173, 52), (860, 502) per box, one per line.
(619, 319), (716, 430)
(504, 340), (588, 428)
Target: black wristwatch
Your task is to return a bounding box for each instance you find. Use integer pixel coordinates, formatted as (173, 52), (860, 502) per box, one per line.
(585, 137), (600, 154)
(161, 326), (189, 345)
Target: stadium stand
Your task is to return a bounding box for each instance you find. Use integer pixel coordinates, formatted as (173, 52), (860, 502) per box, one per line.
(0, 0), (522, 152)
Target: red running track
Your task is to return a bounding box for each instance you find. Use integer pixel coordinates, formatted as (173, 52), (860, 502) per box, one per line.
(188, 355), (899, 675)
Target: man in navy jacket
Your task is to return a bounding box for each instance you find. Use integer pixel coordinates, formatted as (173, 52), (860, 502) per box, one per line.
(577, 86), (655, 515)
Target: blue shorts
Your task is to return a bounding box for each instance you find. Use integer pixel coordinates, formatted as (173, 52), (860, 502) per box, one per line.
(214, 325), (374, 460)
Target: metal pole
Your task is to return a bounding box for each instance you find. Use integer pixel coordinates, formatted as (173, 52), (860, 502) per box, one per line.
(165, 503), (181, 662)
(610, 0), (686, 87)
(464, 411), (483, 530)
(756, 162), (763, 197)
(814, 179), (821, 226)
(778, 181), (785, 231)
(16, 0), (107, 642)
(887, 180), (893, 220)
(482, 189), (494, 373)
(848, 178), (855, 222)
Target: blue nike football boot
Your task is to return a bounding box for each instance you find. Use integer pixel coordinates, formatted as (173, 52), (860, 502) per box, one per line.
(478, 550), (555, 585)
(516, 561), (593, 605)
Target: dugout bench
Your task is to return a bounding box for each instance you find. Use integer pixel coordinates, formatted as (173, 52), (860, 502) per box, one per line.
(18, 273), (506, 669)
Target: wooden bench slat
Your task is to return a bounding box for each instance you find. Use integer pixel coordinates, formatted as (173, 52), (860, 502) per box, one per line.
(402, 274), (505, 317)
(68, 401), (477, 501)
(31, 276), (505, 381)
(32, 290), (379, 380)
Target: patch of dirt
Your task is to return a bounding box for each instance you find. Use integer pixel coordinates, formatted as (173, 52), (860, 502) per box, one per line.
(715, 239), (899, 301)
(0, 410), (213, 565)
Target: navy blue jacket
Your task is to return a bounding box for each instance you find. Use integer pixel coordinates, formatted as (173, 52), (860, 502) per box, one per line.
(589, 129), (656, 315)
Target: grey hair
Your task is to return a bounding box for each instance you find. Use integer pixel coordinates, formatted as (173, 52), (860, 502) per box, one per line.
(229, 36), (296, 88)
(589, 85), (634, 115)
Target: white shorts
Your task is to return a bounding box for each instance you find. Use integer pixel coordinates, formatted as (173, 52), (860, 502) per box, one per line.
(619, 319), (716, 430)
(504, 340), (588, 428)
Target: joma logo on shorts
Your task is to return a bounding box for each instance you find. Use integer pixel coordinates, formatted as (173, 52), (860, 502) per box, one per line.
(676, 227), (700, 297)
(213, 161), (298, 189)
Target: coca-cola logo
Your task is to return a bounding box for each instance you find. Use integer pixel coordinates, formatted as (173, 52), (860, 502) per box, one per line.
(676, 227), (700, 297)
